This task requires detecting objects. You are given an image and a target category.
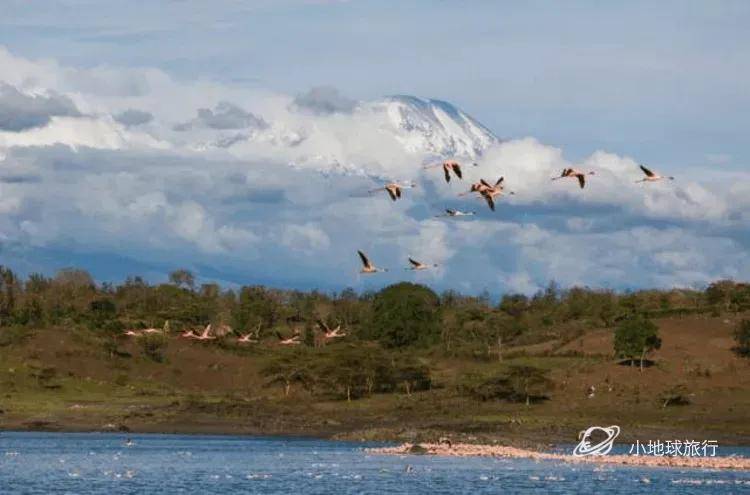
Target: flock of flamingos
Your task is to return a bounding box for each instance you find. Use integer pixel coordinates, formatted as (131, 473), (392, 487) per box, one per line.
(124, 318), (346, 347)
(123, 162), (672, 346)
(357, 161), (674, 274)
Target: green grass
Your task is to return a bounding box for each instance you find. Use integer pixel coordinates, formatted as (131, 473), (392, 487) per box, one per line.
(1, 319), (750, 446)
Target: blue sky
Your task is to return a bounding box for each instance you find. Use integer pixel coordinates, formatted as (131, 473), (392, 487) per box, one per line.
(0, 1), (748, 294)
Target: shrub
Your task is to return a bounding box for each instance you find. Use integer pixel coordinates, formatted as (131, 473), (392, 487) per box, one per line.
(30, 366), (59, 388)
(460, 365), (552, 405)
(498, 294), (529, 318)
(141, 334), (168, 363)
(90, 298), (116, 317)
(660, 384), (691, 407)
(0, 326), (31, 347)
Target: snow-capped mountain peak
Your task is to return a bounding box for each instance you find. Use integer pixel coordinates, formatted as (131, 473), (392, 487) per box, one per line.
(181, 94), (499, 176)
(371, 95), (498, 158)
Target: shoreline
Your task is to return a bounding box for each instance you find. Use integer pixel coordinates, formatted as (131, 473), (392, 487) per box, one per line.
(5, 421), (750, 471)
(3, 419), (750, 447)
(368, 442), (750, 471)
(6, 425), (750, 471)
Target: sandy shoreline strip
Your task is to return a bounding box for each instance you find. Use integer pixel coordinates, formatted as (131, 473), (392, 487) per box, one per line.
(367, 443), (750, 471)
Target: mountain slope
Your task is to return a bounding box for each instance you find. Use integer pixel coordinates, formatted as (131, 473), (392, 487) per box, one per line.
(371, 95), (498, 158)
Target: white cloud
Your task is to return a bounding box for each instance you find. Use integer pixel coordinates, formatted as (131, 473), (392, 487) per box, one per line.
(0, 83), (80, 131)
(114, 109), (153, 127)
(292, 86), (357, 115)
(280, 223), (331, 255)
(0, 47), (747, 294)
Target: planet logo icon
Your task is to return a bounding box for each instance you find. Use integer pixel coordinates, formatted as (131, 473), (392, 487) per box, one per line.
(573, 426), (620, 457)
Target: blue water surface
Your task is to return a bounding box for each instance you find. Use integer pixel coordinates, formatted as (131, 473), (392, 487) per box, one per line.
(1, 432), (749, 494)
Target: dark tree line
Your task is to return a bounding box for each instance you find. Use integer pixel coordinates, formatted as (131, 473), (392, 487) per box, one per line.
(0, 267), (750, 340)
(0, 265), (747, 356)
(2, 265), (749, 405)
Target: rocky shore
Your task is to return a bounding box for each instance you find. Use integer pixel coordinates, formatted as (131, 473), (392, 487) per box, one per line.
(368, 443), (750, 471)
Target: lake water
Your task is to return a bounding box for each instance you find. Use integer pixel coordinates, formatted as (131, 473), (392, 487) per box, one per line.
(1, 432), (749, 494)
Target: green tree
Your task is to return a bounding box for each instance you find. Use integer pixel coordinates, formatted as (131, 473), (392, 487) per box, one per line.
(303, 321), (315, 347)
(392, 362), (432, 396)
(0, 266), (18, 323)
(506, 365), (553, 406)
(614, 316), (662, 371)
(88, 298), (117, 330)
(498, 293), (528, 318)
(733, 319), (750, 357)
(232, 286), (280, 332)
(261, 354), (314, 397)
(368, 283), (440, 348)
(169, 269), (195, 291)
(317, 354), (369, 401)
(53, 268), (94, 288)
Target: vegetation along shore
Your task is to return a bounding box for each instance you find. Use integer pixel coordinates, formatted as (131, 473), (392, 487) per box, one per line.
(1, 266), (749, 449)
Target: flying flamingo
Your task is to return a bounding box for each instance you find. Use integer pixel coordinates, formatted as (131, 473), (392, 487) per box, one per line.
(480, 189), (497, 211)
(435, 208), (475, 218)
(358, 250), (388, 274)
(636, 164), (674, 183)
(471, 179), (514, 211)
(406, 257), (438, 271)
(458, 182), (490, 197)
(317, 320), (347, 340)
(238, 324), (261, 343)
(369, 181), (417, 201)
(123, 329), (141, 337)
(551, 168), (595, 189)
(423, 160), (464, 183)
(195, 324), (216, 340)
(237, 333), (257, 344)
(459, 177), (507, 197)
(276, 331), (301, 346)
(180, 329), (198, 339)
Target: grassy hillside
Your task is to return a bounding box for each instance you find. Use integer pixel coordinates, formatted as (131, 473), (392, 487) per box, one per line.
(2, 311), (749, 446)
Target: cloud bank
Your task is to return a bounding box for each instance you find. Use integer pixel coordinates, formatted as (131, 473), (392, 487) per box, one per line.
(0, 46), (747, 294)
(292, 86), (357, 115)
(0, 83), (80, 131)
